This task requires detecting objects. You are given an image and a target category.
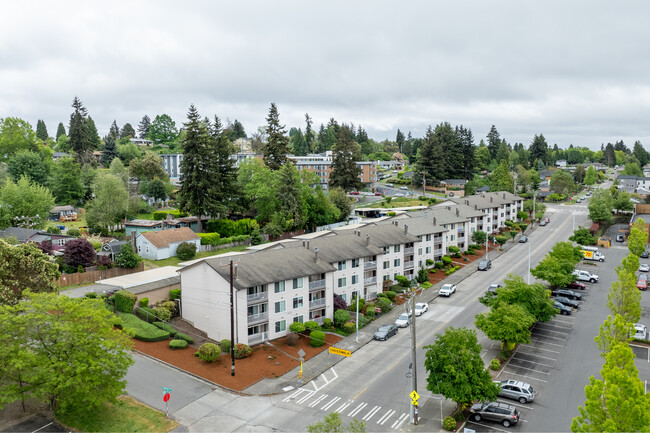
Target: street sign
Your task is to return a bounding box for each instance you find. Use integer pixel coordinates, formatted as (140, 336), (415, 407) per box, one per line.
(163, 393), (170, 402)
(410, 390), (419, 406)
(328, 347), (351, 357)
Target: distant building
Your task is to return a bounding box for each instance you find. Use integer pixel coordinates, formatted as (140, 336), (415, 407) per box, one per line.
(130, 138), (154, 147)
(289, 152), (378, 190)
(555, 160), (567, 168)
(135, 227), (200, 260)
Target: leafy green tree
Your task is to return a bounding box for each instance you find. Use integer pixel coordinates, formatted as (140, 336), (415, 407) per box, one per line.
(457, 125), (476, 180)
(476, 303), (536, 350)
(63, 238), (97, 269)
(0, 292), (134, 415)
(35, 119), (48, 141)
(147, 179), (167, 202)
(571, 343), (650, 432)
(129, 151), (166, 181)
(0, 238), (60, 305)
(50, 157), (84, 205)
(275, 163), (306, 229)
(622, 162), (643, 177)
(328, 188), (352, 222)
(633, 141), (648, 167)
(262, 103), (290, 170)
(613, 190), (633, 213)
(108, 157), (129, 186)
(56, 122), (66, 140)
(237, 158), (277, 223)
(583, 165), (597, 185)
(595, 314), (633, 356)
(508, 230), (518, 242)
(628, 218), (648, 257)
(570, 226), (598, 246)
(0, 176), (54, 229)
(224, 119), (246, 142)
(137, 115), (151, 139)
(532, 256), (574, 288)
(573, 164), (586, 184)
(474, 144), (490, 172)
(7, 150), (50, 185)
(329, 124), (363, 192)
(307, 412), (366, 433)
(424, 327), (499, 412)
(86, 117), (101, 151)
(549, 241), (584, 265)
(149, 114), (178, 145)
(550, 170), (576, 194)
(607, 253), (642, 324)
(0, 117), (41, 161)
(101, 134), (118, 167)
(588, 189), (614, 223)
(115, 243), (141, 269)
(487, 274), (556, 322)
(117, 141), (141, 165)
(471, 231), (486, 244)
(85, 172), (128, 234)
(120, 123), (136, 139)
(490, 159), (514, 193)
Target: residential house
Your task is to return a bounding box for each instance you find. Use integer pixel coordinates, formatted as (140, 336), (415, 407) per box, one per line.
(49, 205), (78, 222)
(440, 179), (468, 189)
(555, 160), (567, 168)
(98, 240), (130, 261)
(0, 227), (74, 252)
(135, 227), (200, 260)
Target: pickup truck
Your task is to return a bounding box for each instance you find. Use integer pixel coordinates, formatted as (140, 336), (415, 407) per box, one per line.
(572, 269), (599, 283)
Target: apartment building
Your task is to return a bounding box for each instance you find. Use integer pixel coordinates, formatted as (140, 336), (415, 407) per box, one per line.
(289, 152), (379, 190)
(160, 152), (257, 180)
(444, 192), (523, 233)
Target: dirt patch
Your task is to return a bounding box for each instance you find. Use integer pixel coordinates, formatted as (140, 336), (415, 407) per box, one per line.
(133, 332), (342, 391)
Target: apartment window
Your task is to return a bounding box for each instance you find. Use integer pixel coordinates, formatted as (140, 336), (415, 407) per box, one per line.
(351, 275), (359, 285)
(293, 316), (304, 323)
(426, 246), (432, 254)
(274, 301), (286, 313)
(275, 320), (286, 333)
(293, 278), (303, 289)
(351, 258), (360, 268)
(418, 248), (423, 255)
(451, 235), (455, 241)
(394, 258), (401, 267)
(341, 294), (347, 302)
(451, 224), (455, 229)
(394, 245), (401, 252)
(426, 234), (432, 241)
(419, 260), (422, 267)
(274, 281), (285, 293)
(337, 261), (347, 271)
(338, 277), (346, 288)
(293, 297), (303, 309)
(383, 246), (390, 254)
(383, 275), (390, 281)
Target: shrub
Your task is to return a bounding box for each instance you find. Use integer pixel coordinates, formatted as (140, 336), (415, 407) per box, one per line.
(441, 255), (452, 266)
(136, 306), (157, 323)
(443, 416), (456, 431)
(286, 332), (299, 346)
(463, 257), (469, 262)
(347, 297), (366, 312)
(176, 242), (196, 260)
(195, 343), (221, 362)
(139, 297), (149, 307)
(84, 292), (97, 299)
(158, 300), (178, 317)
(376, 297), (392, 313)
(117, 313), (170, 342)
(323, 318), (333, 330)
(376, 292), (387, 298)
(114, 290), (138, 313)
(153, 306), (172, 322)
(342, 321), (356, 334)
(435, 261), (444, 269)
(421, 282), (432, 289)
(153, 321), (178, 336)
(220, 339), (231, 354)
(384, 291), (396, 301)
(304, 321), (319, 331)
(333, 293), (347, 311)
(175, 333), (194, 344)
(426, 259), (434, 266)
(365, 307), (375, 319)
(334, 309), (351, 327)
(169, 339), (188, 350)
(198, 232), (221, 246)
(234, 343), (252, 359)
(310, 330), (326, 347)
(448, 246), (460, 254)
(357, 315), (371, 329)
(490, 358), (501, 371)
(395, 275), (410, 287)
(67, 228), (81, 237)
(289, 322), (306, 333)
(169, 289), (181, 300)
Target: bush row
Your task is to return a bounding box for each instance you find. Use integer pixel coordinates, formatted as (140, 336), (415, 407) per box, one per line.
(117, 313), (170, 342)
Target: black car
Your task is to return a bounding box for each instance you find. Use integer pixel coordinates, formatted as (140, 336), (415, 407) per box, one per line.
(373, 324), (398, 341)
(642, 251), (649, 259)
(551, 289), (582, 300)
(551, 296), (579, 309)
(553, 300), (572, 315)
(478, 260), (492, 271)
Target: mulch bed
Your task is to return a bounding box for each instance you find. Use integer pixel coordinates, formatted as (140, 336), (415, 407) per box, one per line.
(427, 244), (497, 286)
(133, 332), (342, 391)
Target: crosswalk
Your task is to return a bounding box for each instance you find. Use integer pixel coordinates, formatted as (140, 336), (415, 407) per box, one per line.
(283, 388), (410, 430)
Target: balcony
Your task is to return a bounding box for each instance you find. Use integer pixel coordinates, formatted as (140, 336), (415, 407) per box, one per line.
(404, 247), (414, 254)
(247, 291), (268, 303)
(247, 312), (268, 325)
(309, 279), (326, 291)
(309, 298), (326, 309)
(404, 260), (414, 269)
(248, 332), (268, 345)
(434, 248), (443, 256)
(364, 276), (377, 286)
(364, 261), (377, 270)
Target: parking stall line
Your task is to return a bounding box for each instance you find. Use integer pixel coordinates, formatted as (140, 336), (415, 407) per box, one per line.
(362, 405), (382, 421)
(496, 399), (535, 410)
(529, 332), (567, 342)
(510, 357), (555, 368)
(467, 420), (510, 432)
(533, 324), (572, 333)
(309, 394), (328, 408)
(321, 396), (341, 411)
(377, 409), (396, 425)
(513, 351), (557, 362)
(505, 364), (550, 375)
(536, 322), (572, 330)
(551, 318), (575, 325)
(502, 371), (548, 383)
(348, 402), (368, 417)
(529, 338), (564, 348)
(392, 413), (409, 430)
(521, 345), (560, 354)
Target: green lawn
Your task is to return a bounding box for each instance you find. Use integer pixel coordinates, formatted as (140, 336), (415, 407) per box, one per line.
(57, 396), (177, 433)
(144, 245), (249, 268)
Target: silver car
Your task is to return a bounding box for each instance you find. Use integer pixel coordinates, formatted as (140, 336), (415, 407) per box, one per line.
(494, 379), (535, 403)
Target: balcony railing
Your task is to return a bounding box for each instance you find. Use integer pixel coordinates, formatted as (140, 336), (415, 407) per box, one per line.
(434, 248), (443, 256)
(247, 291), (268, 303)
(364, 261), (377, 270)
(404, 247), (414, 254)
(364, 276), (377, 285)
(309, 279), (326, 290)
(247, 312), (268, 325)
(248, 332), (268, 345)
(309, 298), (326, 309)
(404, 260), (414, 269)
(313, 317), (324, 325)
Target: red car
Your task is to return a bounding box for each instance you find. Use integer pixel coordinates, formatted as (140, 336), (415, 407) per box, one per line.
(637, 279), (648, 291)
(567, 282), (586, 290)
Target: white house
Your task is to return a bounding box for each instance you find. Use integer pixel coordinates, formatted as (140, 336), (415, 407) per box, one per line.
(136, 227), (200, 260)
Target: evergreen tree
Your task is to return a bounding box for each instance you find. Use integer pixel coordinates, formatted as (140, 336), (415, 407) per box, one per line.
(68, 97), (93, 165)
(395, 129), (405, 153)
(86, 117), (101, 150)
(329, 124), (363, 192)
(416, 126), (446, 185)
(490, 159), (514, 193)
(486, 125), (501, 159)
(275, 163), (305, 229)
(305, 114), (316, 153)
(50, 157), (84, 205)
(35, 119), (48, 141)
(603, 143), (616, 166)
(435, 122), (463, 179)
(101, 134), (118, 167)
(289, 128), (307, 156)
(262, 103), (290, 170)
(108, 120), (120, 140)
(228, 119), (247, 140)
(137, 115), (151, 139)
(56, 122), (66, 140)
(633, 141), (648, 167)
(208, 115), (240, 216)
(529, 134), (549, 166)
(120, 123), (136, 139)
(456, 125), (475, 180)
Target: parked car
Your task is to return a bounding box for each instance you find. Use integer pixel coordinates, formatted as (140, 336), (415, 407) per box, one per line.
(373, 324), (398, 341)
(395, 193), (405, 197)
(639, 273), (648, 281)
(487, 283), (502, 295)
(567, 281), (586, 290)
(439, 283), (457, 297)
(469, 401), (520, 428)
(551, 289), (582, 300)
(640, 264), (650, 272)
(616, 234), (625, 242)
(637, 278), (648, 291)
(478, 259), (492, 271)
(494, 379), (536, 404)
(539, 220), (548, 226)
(553, 300), (572, 315)
(395, 312), (412, 328)
(399, 186), (408, 190)
(572, 269), (599, 283)
(544, 218), (550, 224)
(552, 296), (580, 309)
(414, 303), (428, 316)
(385, 183), (394, 187)
(642, 251), (649, 259)
(350, 191), (359, 195)
(519, 236), (528, 243)
(634, 323), (648, 340)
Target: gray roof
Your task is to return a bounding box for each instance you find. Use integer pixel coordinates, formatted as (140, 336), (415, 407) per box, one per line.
(285, 233), (384, 263)
(334, 223), (419, 248)
(377, 215), (447, 236)
(441, 179), (468, 184)
(476, 186), (490, 192)
(0, 227), (41, 242)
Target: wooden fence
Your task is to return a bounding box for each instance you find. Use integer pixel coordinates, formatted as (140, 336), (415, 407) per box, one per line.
(58, 262), (145, 287)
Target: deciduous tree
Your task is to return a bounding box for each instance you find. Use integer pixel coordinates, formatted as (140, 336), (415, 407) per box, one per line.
(63, 238), (97, 269)
(0, 117), (41, 161)
(583, 165), (597, 185)
(628, 218), (648, 257)
(0, 176), (54, 229)
(475, 303), (536, 350)
(7, 150), (50, 185)
(50, 157), (84, 205)
(85, 172), (128, 234)
(149, 114), (178, 145)
(607, 253), (642, 323)
(115, 243), (141, 269)
(588, 189), (614, 223)
(570, 226), (597, 246)
(594, 314), (633, 356)
(490, 159), (514, 193)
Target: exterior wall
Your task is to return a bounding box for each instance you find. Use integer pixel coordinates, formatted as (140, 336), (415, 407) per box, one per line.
(133, 282), (180, 306)
(126, 224), (163, 236)
(161, 154), (183, 178)
(331, 258), (365, 304)
(168, 239), (201, 259)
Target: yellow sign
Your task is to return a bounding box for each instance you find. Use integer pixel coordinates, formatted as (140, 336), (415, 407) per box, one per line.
(410, 390), (420, 405)
(328, 347), (352, 357)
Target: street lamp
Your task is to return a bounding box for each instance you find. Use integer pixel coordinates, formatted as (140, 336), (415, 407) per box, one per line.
(527, 240), (531, 284)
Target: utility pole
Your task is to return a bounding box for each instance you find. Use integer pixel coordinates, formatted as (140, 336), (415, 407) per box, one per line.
(355, 291), (359, 343)
(229, 260), (235, 376)
(408, 296), (418, 425)
(422, 172), (426, 198)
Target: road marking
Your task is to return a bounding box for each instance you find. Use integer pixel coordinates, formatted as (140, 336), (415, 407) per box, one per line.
(322, 396), (341, 411)
(497, 399), (535, 410)
(530, 332), (567, 342)
(335, 401), (352, 413)
(505, 364), (550, 375)
(362, 405), (382, 421)
(467, 420), (510, 432)
(309, 394), (328, 408)
(32, 422), (54, 433)
(529, 338), (564, 347)
(392, 413), (409, 429)
(348, 402), (368, 417)
(284, 388), (310, 402)
(534, 323), (572, 332)
(297, 391), (316, 404)
(520, 345), (560, 354)
(282, 385), (294, 392)
(377, 409), (396, 425)
(551, 318), (575, 325)
(510, 357), (555, 368)
(513, 351), (557, 361)
(353, 386), (368, 400)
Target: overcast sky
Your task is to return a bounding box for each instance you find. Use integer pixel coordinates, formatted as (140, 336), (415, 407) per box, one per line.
(2, 1), (650, 150)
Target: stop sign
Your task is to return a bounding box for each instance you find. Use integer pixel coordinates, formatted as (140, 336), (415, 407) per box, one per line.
(163, 393), (170, 402)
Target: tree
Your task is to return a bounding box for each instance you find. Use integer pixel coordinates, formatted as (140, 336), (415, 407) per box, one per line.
(457, 125), (476, 180)
(613, 190), (633, 214)
(108, 120), (120, 140)
(117, 141), (141, 165)
(471, 231), (487, 244)
(329, 124), (363, 192)
(0, 117), (41, 161)
(275, 163), (306, 229)
(149, 114), (178, 145)
(416, 125), (446, 185)
(486, 125), (501, 159)
(550, 170), (576, 194)
(120, 123), (136, 139)
(224, 119), (247, 142)
(68, 97), (94, 165)
(63, 238), (97, 269)
(571, 343), (650, 432)
(573, 164), (586, 184)
(237, 158), (277, 223)
(628, 218), (648, 257)
(0, 176), (54, 229)
(137, 115), (151, 139)
(476, 303), (536, 350)
(508, 230), (518, 242)
(633, 141), (649, 167)
(108, 157), (129, 186)
(531, 256), (574, 289)
(0, 239), (59, 305)
(56, 122), (66, 140)
(484, 274), (556, 322)
(115, 243), (141, 269)
(7, 150), (50, 185)
(490, 159), (514, 193)
(101, 134), (118, 167)
(289, 128), (307, 156)
(304, 114), (316, 153)
(588, 189), (614, 223)
(35, 119), (48, 141)
(622, 162), (643, 177)
(529, 134), (549, 165)
(85, 172), (128, 234)
(0, 292), (134, 415)
(206, 116), (240, 216)
(262, 103), (290, 170)
(424, 327), (499, 412)
(147, 179), (167, 202)
(50, 157), (84, 205)
(603, 143), (616, 166)
(594, 314), (633, 356)
(584, 165), (597, 185)
(328, 188), (352, 222)
(129, 151), (166, 181)
(607, 253), (642, 324)
(307, 412), (366, 433)
(570, 226), (597, 246)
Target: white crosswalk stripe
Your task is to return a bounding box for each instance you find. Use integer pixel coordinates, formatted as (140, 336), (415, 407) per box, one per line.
(377, 409), (396, 425)
(309, 394), (328, 408)
(335, 400), (352, 413)
(362, 405), (382, 421)
(321, 396), (341, 411)
(348, 402), (368, 417)
(391, 413), (409, 429)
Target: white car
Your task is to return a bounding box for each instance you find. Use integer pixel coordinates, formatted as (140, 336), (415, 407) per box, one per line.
(395, 312), (412, 328)
(414, 303), (428, 316)
(395, 193), (405, 197)
(399, 186), (408, 190)
(640, 264), (650, 273)
(439, 284), (457, 297)
(634, 323), (648, 340)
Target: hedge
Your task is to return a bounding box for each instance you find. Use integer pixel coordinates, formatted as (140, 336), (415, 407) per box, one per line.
(198, 232), (221, 246)
(384, 291), (396, 301)
(114, 290), (137, 313)
(289, 322), (306, 333)
(169, 289), (181, 300)
(205, 218), (259, 237)
(136, 306), (158, 323)
(153, 210), (188, 220)
(117, 313), (170, 342)
(153, 321), (178, 337)
(220, 339), (231, 354)
(310, 330), (326, 347)
(170, 340), (188, 350)
(175, 333), (194, 344)
(196, 343), (221, 362)
(304, 321), (319, 331)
